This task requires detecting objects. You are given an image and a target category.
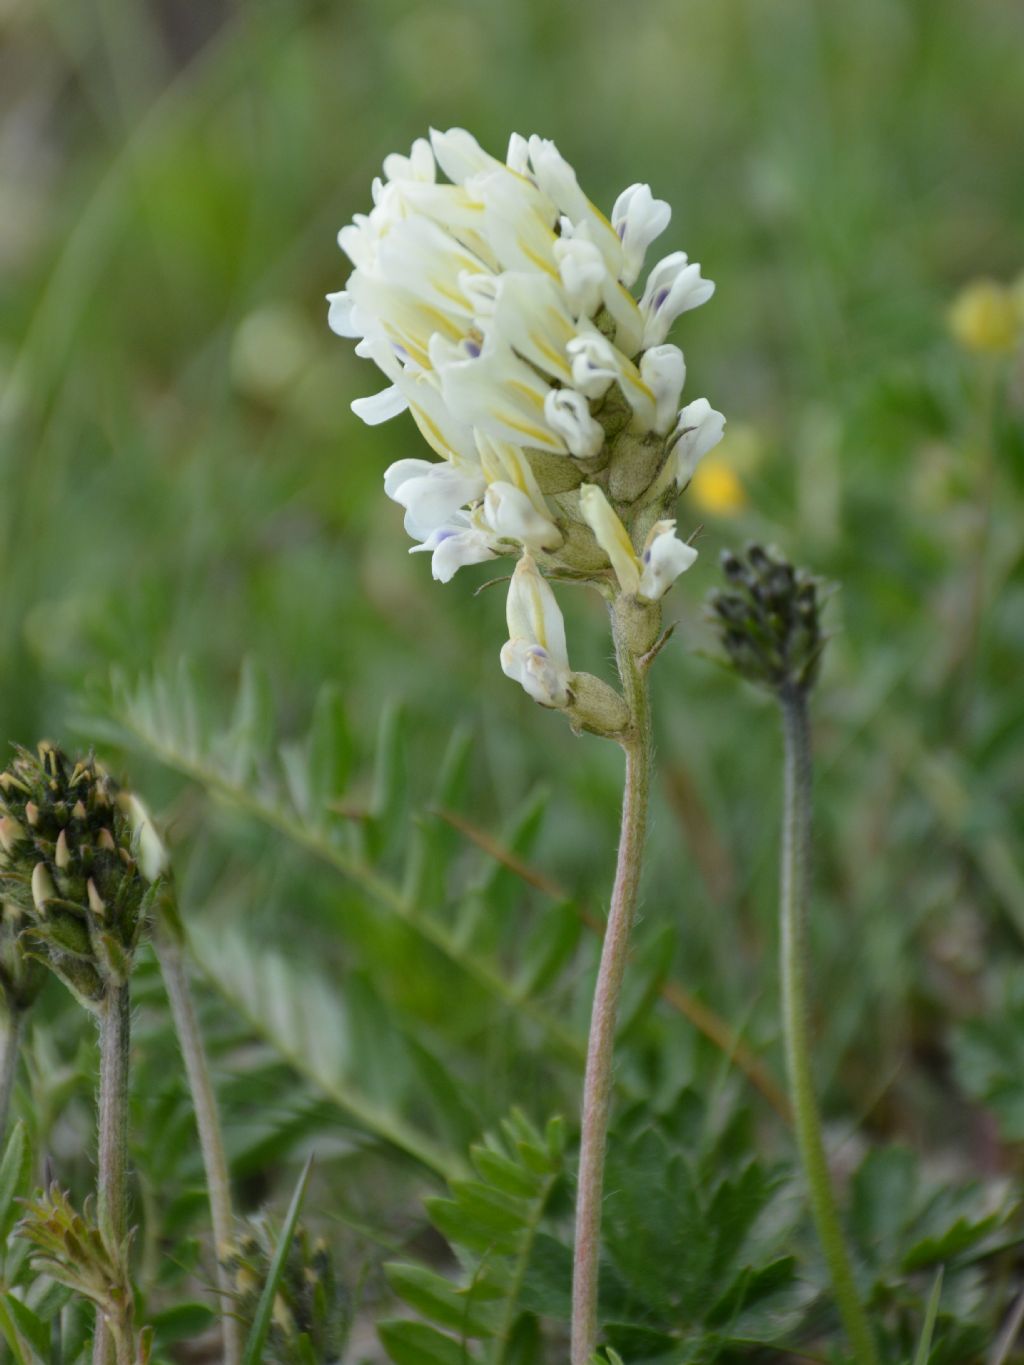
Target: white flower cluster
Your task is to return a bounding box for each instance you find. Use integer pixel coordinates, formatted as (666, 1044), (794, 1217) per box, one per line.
(328, 128), (725, 716)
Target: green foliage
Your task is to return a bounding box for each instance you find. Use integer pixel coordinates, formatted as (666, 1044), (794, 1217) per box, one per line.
(2, 2), (1024, 1361)
(847, 1145), (1014, 1364)
(953, 970), (1024, 1142)
(381, 1110), (565, 1365)
(596, 1103), (805, 1362)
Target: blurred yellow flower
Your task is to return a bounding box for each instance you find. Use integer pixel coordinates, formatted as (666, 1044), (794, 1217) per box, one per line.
(948, 279), (1021, 355)
(686, 422), (762, 515)
(689, 457), (747, 514)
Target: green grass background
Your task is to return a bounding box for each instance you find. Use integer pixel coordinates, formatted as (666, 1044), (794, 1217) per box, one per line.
(2, 0), (1024, 1282)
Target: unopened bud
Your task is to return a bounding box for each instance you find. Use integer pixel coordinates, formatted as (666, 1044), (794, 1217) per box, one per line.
(566, 672), (631, 738)
(54, 829), (71, 871)
(31, 863), (55, 913)
(0, 816), (23, 855)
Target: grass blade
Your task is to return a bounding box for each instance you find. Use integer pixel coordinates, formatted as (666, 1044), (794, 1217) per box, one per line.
(240, 1154), (314, 1365)
(913, 1267), (943, 1365)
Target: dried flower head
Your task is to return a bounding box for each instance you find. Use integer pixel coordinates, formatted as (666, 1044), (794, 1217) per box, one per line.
(708, 545), (825, 696)
(0, 744), (168, 1007)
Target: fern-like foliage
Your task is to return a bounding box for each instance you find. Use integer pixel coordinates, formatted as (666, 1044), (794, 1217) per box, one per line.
(373, 1097), (819, 1365)
(97, 662), (588, 1067)
(379, 1109), (566, 1365)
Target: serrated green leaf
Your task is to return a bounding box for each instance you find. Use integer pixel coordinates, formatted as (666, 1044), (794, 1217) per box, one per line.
(448, 1179), (528, 1234)
(469, 1147), (541, 1200)
(379, 1318), (479, 1365)
(384, 1263), (499, 1338)
(902, 1213), (1000, 1272)
(426, 1197), (523, 1257)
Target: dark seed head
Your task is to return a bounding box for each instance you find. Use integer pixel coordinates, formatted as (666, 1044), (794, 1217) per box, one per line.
(706, 544), (826, 696)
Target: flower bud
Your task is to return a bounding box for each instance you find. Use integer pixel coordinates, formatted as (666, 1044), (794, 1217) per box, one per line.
(31, 863), (54, 914)
(566, 672), (630, 738)
(579, 484), (641, 596)
(0, 744), (165, 1007)
(120, 793), (170, 884)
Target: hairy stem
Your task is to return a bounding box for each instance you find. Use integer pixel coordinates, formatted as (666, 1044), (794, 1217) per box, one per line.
(155, 929), (241, 1365)
(94, 984), (131, 1365)
(0, 1009), (25, 1141)
(779, 687), (879, 1365)
(571, 600), (652, 1365)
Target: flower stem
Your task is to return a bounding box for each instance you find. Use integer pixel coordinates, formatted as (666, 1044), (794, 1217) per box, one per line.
(0, 1009), (25, 1141)
(94, 983), (131, 1365)
(155, 928), (241, 1365)
(571, 599), (652, 1365)
(778, 686), (879, 1365)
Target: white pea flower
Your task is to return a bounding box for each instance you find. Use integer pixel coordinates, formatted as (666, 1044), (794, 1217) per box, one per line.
(637, 521), (698, 601)
(580, 485), (697, 602)
(500, 555), (572, 708)
(409, 516), (498, 583)
(612, 184), (672, 287)
(566, 330), (619, 399)
(328, 126), (722, 606)
(543, 389), (604, 458)
(639, 345), (687, 434)
(484, 483), (562, 550)
(639, 252), (715, 348)
(671, 398), (726, 488)
(383, 459), (486, 541)
(553, 236), (608, 316)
